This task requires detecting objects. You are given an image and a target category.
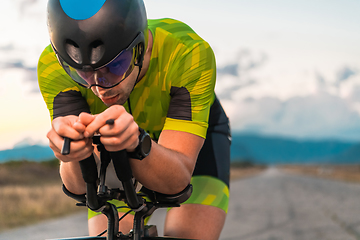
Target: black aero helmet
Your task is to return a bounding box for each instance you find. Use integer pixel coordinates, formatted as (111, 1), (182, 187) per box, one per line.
(47, 0), (148, 88)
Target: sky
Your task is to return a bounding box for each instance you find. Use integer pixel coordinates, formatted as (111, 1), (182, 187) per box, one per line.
(0, 0), (360, 150)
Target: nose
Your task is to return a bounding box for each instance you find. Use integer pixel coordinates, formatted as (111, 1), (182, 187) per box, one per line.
(95, 85), (107, 94)
(98, 66), (109, 74)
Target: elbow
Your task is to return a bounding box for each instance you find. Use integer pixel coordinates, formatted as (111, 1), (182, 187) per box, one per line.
(169, 160), (194, 194)
(142, 174), (191, 195)
(166, 173), (192, 195)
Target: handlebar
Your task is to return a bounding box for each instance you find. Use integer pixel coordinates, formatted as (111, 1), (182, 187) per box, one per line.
(62, 136), (143, 211)
(60, 131), (193, 239)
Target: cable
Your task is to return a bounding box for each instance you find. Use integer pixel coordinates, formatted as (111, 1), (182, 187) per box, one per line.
(96, 208), (134, 237)
(119, 209), (133, 221)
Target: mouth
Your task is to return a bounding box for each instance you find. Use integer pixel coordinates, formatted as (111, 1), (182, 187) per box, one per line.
(100, 94), (120, 105)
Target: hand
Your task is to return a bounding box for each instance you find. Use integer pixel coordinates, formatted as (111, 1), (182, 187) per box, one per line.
(79, 105), (140, 152)
(47, 115), (94, 162)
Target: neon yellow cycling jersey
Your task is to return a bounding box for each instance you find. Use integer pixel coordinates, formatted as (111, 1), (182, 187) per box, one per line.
(38, 18), (216, 140)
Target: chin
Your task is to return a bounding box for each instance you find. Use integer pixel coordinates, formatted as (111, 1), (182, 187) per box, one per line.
(111, 98), (127, 107)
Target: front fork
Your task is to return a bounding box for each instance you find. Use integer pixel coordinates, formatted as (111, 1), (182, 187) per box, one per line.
(101, 203), (120, 240)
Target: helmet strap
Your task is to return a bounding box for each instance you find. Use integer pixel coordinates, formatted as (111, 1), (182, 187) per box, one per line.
(127, 64), (143, 116)
(127, 41), (145, 115)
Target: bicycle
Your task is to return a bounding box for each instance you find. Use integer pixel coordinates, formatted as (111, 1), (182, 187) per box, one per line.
(47, 134), (195, 240)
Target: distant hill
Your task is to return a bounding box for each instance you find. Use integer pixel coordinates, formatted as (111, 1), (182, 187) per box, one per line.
(1, 134), (360, 164)
(328, 143), (360, 163)
(231, 133), (360, 165)
(0, 145), (55, 162)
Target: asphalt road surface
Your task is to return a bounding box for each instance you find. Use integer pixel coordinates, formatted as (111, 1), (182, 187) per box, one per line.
(1, 167), (360, 240)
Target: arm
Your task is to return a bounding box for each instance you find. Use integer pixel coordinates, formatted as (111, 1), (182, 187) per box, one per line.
(130, 130), (204, 194)
(59, 160), (86, 194)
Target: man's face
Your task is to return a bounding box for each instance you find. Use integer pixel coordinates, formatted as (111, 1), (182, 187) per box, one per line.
(90, 67), (139, 106)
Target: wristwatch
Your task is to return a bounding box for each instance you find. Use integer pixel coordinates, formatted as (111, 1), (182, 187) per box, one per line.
(127, 127), (152, 160)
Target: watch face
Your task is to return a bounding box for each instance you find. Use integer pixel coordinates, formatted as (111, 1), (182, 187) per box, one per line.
(142, 135), (151, 156)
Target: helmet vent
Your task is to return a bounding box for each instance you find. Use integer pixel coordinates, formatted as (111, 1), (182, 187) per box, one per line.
(65, 40), (82, 64)
(90, 40), (105, 65)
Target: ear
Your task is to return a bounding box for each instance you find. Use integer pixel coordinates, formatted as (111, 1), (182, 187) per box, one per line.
(135, 42), (145, 67)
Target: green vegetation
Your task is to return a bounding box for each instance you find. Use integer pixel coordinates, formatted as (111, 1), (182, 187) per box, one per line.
(230, 159), (267, 180)
(0, 159), (86, 232)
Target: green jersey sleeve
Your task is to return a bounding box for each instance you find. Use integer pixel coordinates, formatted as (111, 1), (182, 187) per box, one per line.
(150, 19), (216, 138)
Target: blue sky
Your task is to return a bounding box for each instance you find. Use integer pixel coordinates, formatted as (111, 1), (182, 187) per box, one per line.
(0, 0), (359, 150)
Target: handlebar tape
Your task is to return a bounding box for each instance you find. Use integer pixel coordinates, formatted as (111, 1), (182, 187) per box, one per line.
(79, 154), (98, 184)
(109, 150), (133, 182)
(79, 154), (103, 210)
(109, 150), (143, 209)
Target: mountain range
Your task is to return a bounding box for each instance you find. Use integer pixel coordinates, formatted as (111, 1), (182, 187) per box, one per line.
(1, 134), (360, 165)
(0, 144), (55, 162)
(231, 133), (360, 165)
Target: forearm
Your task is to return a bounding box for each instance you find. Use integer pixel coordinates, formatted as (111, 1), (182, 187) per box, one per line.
(130, 131), (204, 195)
(59, 161), (86, 195)
(131, 143), (193, 194)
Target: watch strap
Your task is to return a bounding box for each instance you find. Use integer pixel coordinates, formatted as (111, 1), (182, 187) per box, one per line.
(127, 128), (150, 160)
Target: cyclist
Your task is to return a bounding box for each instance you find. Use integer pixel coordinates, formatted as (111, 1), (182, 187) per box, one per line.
(38, 0), (231, 239)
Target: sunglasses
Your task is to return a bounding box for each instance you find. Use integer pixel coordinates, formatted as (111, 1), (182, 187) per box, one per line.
(54, 32), (144, 89)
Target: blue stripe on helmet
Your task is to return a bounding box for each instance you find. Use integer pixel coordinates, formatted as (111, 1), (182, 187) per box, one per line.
(59, 0), (107, 20)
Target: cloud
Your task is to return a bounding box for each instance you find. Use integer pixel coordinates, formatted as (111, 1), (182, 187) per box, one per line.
(1, 60), (28, 69)
(0, 44), (14, 51)
(215, 49), (268, 100)
(221, 92), (360, 141)
(236, 49), (268, 73)
(0, 62), (39, 95)
(0, 40), (39, 91)
(335, 66), (357, 88)
(12, 0), (44, 20)
(217, 64), (239, 77)
(217, 60), (360, 142)
(0, 0), (49, 68)
(0, 58), (38, 84)
(217, 49), (268, 77)
(215, 75), (257, 100)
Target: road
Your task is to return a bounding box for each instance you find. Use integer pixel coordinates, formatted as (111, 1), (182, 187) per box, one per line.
(1, 167), (360, 240)
(220, 167), (360, 240)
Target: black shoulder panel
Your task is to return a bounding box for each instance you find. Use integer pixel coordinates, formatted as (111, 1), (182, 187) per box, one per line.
(167, 86), (192, 121)
(53, 90), (90, 119)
